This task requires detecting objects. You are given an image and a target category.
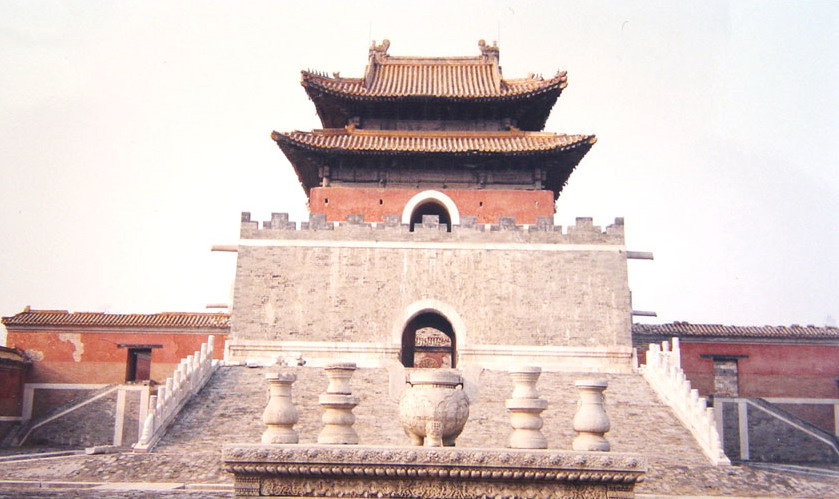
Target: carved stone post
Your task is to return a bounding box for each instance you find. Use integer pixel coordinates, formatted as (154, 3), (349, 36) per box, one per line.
(572, 380), (610, 451)
(318, 362), (359, 445)
(262, 372), (299, 444)
(505, 366), (548, 449)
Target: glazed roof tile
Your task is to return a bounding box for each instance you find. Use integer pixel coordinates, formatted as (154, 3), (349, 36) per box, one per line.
(2, 309), (230, 329)
(302, 69), (567, 100)
(302, 40), (566, 101)
(272, 127), (595, 155)
(632, 322), (839, 340)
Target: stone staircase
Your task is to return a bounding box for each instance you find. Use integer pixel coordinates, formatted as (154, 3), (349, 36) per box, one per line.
(3, 366), (839, 496)
(159, 366), (710, 466)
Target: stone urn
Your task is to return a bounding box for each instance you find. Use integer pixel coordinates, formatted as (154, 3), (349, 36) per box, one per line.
(398, 369), (469, 447)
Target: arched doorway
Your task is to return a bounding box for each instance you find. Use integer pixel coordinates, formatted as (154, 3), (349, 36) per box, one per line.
(401, 190), (461, 231)
(409, 201), (451, 232)
(400, 312), (456, 368)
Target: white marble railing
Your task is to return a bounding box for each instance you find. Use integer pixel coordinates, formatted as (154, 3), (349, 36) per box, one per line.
(641, 338), (730, 465)
(133, 336), (218, 453)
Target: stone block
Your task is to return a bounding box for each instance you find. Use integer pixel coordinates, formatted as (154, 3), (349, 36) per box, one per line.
(421, 214), (439, 229)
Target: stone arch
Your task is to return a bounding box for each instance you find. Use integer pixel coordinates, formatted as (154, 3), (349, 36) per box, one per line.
(393, 300), (467, 368)
(401, 190), (461, 231)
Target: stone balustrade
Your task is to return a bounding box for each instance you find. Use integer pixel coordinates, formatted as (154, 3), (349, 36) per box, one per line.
(641, 338), (730, 465)
(226, 363), (647, 497)
(133, 336), (218, 453)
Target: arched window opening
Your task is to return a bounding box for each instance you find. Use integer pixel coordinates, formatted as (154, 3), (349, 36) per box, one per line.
(400, 312), (456, 368)
(409, 201), (451, 232)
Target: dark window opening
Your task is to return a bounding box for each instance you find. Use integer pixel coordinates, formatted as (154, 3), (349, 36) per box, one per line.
(401, 312), (456, 368)
(409, 201), (451, 232)
(126, 348), (152, 383)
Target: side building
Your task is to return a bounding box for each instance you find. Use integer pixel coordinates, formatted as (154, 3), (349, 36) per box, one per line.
(633, 321), (839, 436)
(2, 307), (228, 422)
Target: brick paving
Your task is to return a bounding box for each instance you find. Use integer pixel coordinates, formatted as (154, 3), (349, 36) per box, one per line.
(1, 365), (839, 497)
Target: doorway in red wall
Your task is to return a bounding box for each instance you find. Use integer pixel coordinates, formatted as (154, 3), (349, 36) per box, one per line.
(126, 348), (152, 382)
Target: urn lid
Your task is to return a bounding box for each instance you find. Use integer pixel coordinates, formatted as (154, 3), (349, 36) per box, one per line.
(407, 369), (462, 386)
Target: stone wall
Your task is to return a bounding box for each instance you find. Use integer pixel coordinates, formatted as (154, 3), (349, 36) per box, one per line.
(230, 215), (631, 369)
(27, 391), (119, 448)
(747, 404), (839, 464)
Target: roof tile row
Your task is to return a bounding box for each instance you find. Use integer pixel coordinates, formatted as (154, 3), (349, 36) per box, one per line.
(274, 128), (595, 154)
(303, 69), (566, 99)
(633, 322), (839, 339)
(2, 309), (230, 329)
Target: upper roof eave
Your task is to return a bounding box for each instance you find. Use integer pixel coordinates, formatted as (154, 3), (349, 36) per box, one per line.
(271, 127), (595, 156)
(301, 70), (568, 101)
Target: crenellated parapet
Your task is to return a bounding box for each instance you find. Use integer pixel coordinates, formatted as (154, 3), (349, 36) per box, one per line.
(239, 212), (625, 245)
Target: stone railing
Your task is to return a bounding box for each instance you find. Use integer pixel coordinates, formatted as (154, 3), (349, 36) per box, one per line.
(641, 338), (730, 465)
(224, 363), (647, 498)
(133, 336), (218, 453)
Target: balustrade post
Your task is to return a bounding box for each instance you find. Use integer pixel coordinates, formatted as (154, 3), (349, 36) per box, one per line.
(262, 372), (299, 444)
(572, 380), (611, 452)
(317, 362), (359, 444)
(139, 412), (155, 446)
(505, 366), (548, 449)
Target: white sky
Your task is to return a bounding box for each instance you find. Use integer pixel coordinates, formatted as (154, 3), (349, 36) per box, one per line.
(1, 1), (837, 344)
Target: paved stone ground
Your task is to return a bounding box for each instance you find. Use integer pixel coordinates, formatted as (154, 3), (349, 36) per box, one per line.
(1, 365), (839, 497)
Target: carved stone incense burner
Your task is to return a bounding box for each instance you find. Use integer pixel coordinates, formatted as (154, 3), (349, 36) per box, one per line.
(398, 369), (469, 447)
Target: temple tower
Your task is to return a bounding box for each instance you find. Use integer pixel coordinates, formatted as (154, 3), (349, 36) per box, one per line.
(228, 41), (633, 372)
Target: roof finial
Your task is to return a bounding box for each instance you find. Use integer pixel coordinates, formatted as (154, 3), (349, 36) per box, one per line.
(478, 39), (499, 62)
(370, 39), (390, 55)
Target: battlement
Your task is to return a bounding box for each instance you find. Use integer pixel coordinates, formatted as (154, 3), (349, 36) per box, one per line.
(239, 212), (625, 245)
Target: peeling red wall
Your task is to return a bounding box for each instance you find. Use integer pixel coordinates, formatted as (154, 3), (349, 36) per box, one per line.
(310, 187), (555, 224)
(679, 341), (839, 399)
(5, 330), (226, 385)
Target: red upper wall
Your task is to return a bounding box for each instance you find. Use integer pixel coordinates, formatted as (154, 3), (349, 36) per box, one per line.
(5, 330), (225, 384)
(679, 341), (839, 398)
(309, 187), (554, 225)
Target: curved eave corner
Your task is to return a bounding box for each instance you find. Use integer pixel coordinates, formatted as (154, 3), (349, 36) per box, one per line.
(272, 130), (318, 197)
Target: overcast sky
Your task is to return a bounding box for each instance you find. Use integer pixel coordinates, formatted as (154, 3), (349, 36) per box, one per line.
(1, 1), (837, 344)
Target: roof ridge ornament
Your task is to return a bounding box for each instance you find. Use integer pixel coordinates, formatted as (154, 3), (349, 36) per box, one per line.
(365, 39), (390, 89)
(369, 39), (390, 59)
(478, 39), (499, 63)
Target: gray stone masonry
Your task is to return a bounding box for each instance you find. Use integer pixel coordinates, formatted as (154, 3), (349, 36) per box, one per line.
(24, 390), (139, 448)
(232, 214), (631, 351)
(3, 366), (839, 497)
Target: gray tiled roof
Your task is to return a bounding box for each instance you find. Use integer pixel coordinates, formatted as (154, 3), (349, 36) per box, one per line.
(632, 321), (839, 339)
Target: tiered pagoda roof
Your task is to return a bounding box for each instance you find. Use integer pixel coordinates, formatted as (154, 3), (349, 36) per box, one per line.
(275, 40), (595, 199)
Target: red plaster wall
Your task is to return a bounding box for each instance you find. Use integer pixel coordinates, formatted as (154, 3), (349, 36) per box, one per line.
(5, 330), (226, 385)
(310, 187), (554, 224)
(679, 341), (839, 399)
